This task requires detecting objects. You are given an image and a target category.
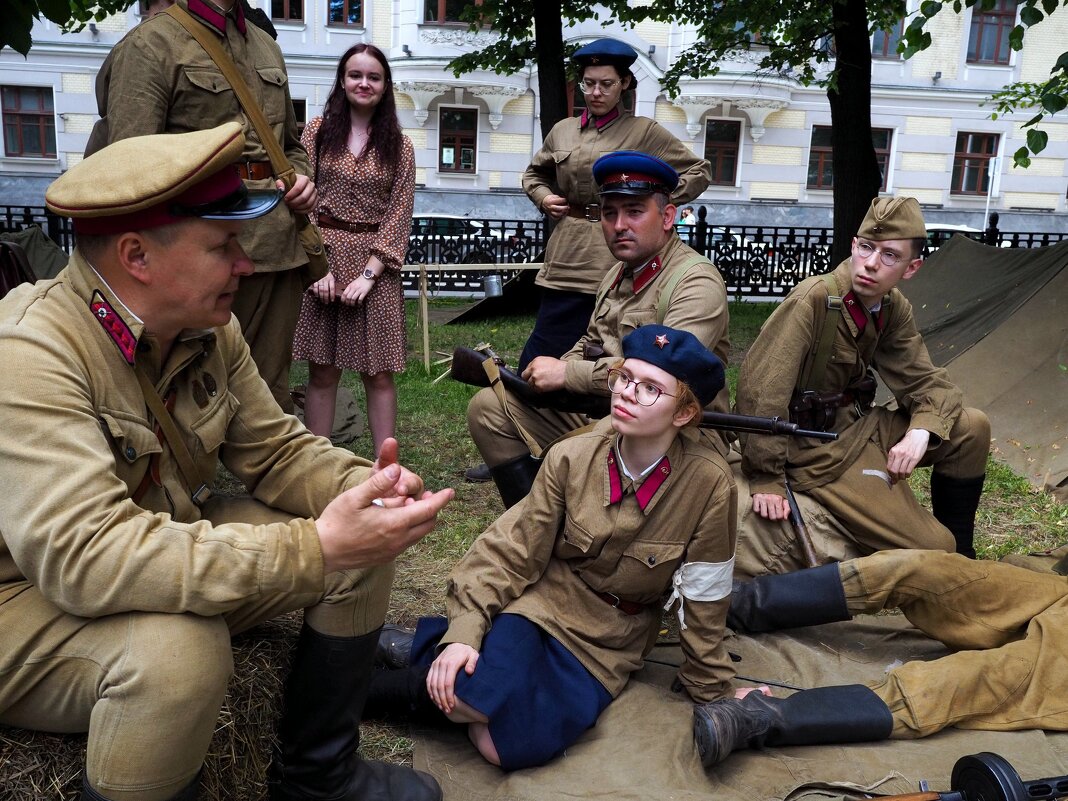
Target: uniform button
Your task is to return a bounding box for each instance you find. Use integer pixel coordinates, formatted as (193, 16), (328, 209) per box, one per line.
(125, 446), (136, 459)
(647, 556), (656, 565)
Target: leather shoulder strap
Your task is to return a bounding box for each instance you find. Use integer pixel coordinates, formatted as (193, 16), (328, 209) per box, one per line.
(165, 5), (296, 187)
(798, 273), (843, 392)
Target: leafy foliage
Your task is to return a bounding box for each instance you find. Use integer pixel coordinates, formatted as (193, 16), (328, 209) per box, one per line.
(3, 0), (131, 56)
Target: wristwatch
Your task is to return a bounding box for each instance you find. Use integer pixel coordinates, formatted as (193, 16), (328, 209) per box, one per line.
(363, 268), (378, 281)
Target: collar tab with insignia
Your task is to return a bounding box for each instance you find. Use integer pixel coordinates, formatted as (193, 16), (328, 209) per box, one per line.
(90, 290), (139, 365)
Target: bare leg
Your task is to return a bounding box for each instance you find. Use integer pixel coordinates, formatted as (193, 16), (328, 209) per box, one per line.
(442, 699), (501, 766)
(361, 370), (397, 457)
(305, 362), (342, 439)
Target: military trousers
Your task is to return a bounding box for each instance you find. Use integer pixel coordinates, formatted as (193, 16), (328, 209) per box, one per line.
(231, 268), (306, 414)
(0, 497), (394, 801)
(466, 385), (590, 467)
(803, 405), (990, 556)
(841, 549), (1068, 738)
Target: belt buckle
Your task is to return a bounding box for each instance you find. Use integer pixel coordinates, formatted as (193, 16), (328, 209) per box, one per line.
(241, 160), (254, 180)
(604, 591), (622, 608)
(584, 204), (602, 222)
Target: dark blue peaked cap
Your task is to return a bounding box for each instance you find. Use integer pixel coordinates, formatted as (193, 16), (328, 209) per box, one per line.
(572, 38), (638, 70)
(621, 325), (724, 407)
(593, 150), (679, 196)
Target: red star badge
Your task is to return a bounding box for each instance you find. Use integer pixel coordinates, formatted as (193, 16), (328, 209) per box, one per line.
(655, 334), (670, 349)
(620, 172), (629, 182)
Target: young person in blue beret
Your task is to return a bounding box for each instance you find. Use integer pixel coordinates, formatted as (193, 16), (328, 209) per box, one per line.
(369, 325), (744, 770)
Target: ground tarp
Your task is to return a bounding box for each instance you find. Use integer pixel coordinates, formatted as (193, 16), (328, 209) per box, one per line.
(901, 235), (1068, 501)
(413, 614), (1068, 800)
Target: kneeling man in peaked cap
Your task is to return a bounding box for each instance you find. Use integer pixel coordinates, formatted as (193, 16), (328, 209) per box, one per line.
(0, 123), (452, 801)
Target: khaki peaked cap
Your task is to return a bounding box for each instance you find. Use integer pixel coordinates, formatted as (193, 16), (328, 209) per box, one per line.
(857, 196), (927, 242)
(46, 123), (246, 218)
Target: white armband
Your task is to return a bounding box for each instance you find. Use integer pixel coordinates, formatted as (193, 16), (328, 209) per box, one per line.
(663, 557), (735, 630)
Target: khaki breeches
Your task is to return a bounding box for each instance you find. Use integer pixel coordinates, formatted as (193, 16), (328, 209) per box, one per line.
(0, 498), (394, 801)
(840, 550), (1068, 738)
(466, 385), (590, 466)
(230, 268), (306, 414)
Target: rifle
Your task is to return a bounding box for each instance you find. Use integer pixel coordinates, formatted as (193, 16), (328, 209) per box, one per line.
(784, 480), (820, 568)
(450, 346), (838, 441)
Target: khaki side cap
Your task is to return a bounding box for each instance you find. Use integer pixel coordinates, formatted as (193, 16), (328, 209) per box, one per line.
(857, 196), (927, 241)
(46, 122), (246, 218)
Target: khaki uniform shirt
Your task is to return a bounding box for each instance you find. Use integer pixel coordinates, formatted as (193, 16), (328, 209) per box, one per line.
(523, 106), (711, 294)
(440, 417), (737, 703)
(0, 251), (373, 616)
(562, 234), (732, 429)
(103, 0), (309, 272)
(736, 260), (963, 496)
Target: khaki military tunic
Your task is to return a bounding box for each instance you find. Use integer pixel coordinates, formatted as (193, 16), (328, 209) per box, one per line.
(523, 106), (711, 295)
(734, 260), (989, 561)
(443, 417), (737, 703)
(468, 235), (731, 466)
(0, 252), (390, 796)
(842, 550), (1068, 738)
(104, 0), (309, 272)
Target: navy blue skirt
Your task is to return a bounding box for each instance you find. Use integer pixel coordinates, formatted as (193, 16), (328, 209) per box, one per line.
(411, 613), (612, 770)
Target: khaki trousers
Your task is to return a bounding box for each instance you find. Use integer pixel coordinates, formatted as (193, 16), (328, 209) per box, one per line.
(0, 498), (394, 801)
(231, 269), (306, 414)
(804, 406), (990, 556)
(466, 385), (589, 466)
(841, 550), (1068, 738)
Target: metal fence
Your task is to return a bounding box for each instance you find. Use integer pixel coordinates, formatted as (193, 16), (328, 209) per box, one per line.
(5, 206), (1066, 299)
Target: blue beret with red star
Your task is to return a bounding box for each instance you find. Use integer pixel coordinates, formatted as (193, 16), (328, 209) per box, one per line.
(621, 324), (724, 407)
(572, 38), (638, 71)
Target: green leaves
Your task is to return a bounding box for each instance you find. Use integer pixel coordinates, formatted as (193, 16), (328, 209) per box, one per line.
(1026, 127), (1049, 154)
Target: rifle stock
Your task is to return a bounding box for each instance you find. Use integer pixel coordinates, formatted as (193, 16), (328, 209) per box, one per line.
(451, 347), (838, 441)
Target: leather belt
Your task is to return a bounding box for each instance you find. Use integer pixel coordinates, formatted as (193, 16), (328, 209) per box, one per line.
(567, 203), (602, 222)
(235, 161), (274, 181)
(317, 212), (380, 234)
(594, 589), (645, 616)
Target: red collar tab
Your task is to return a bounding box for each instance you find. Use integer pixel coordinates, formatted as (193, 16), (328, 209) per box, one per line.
(632, 255), (663, 294)
(580, 106), (620, 131)
(188, 0), (247, 36)
(635, 455), (671, 511)
(607, 450), (624, 505)
(609, 263), (626, 290)
(842, 291), (885, 333)
(90, 290), (138, 365)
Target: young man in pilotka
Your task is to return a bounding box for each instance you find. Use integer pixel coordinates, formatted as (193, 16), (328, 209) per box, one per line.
(0, 124), (451, 801)
(465, 150), (731, 508)
(734, 196), (990, 574)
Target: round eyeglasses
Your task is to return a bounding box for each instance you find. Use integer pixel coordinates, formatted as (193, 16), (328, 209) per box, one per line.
(607, 368), (675, 406)
(577, 78), (620, 95)
(854, 240), (908, 268)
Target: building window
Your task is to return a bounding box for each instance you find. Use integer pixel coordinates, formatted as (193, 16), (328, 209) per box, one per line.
(2, 85), (56, 158)
(704, 119), (741, 186)
(807, 125), (892, 191)
(327, 0), (362, 25)
(292, 98), (307, 136)
(439, 107), (477, 173)
(951, 132), (999, 194)
(425, 0), (474, 22)
(271, 0), (302, 22)
(872, 21), (903, 59)
(967, 0), (1016, 65)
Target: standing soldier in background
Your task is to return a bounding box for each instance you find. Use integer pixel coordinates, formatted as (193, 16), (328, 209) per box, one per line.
(101, 0), (316, 412)
(465, 37), (711, 483)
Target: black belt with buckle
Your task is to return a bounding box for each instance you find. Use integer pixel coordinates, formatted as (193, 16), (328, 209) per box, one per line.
(567, 203), (602, 222)
(594, 589), (646, 616)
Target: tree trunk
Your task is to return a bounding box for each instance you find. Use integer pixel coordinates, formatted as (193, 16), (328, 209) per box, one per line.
(533, 0), (568, 138)
(828, 0), (882, 265)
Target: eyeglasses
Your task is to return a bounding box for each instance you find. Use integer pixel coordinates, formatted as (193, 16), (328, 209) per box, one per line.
(607, 368), (675, 406)
(854, 240), (909, 268)
(578, 78), (620, 94)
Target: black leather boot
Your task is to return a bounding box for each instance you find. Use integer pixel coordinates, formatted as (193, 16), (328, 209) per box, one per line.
(726, 563), (850, 633)
(693, 685), (893, 767)
(376, 624), (415, 670)
(362, 665), (443, 724)
(269, 624), (441, 801)
(82, 773), (199, 801)
(931, 472), (985, 559)
(490, 453), (542, 508)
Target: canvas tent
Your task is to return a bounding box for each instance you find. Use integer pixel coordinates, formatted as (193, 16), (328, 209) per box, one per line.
(900, 234), (1068, 501)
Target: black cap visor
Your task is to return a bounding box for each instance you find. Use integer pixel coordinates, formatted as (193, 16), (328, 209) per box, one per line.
(170, 186), (282, 221)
